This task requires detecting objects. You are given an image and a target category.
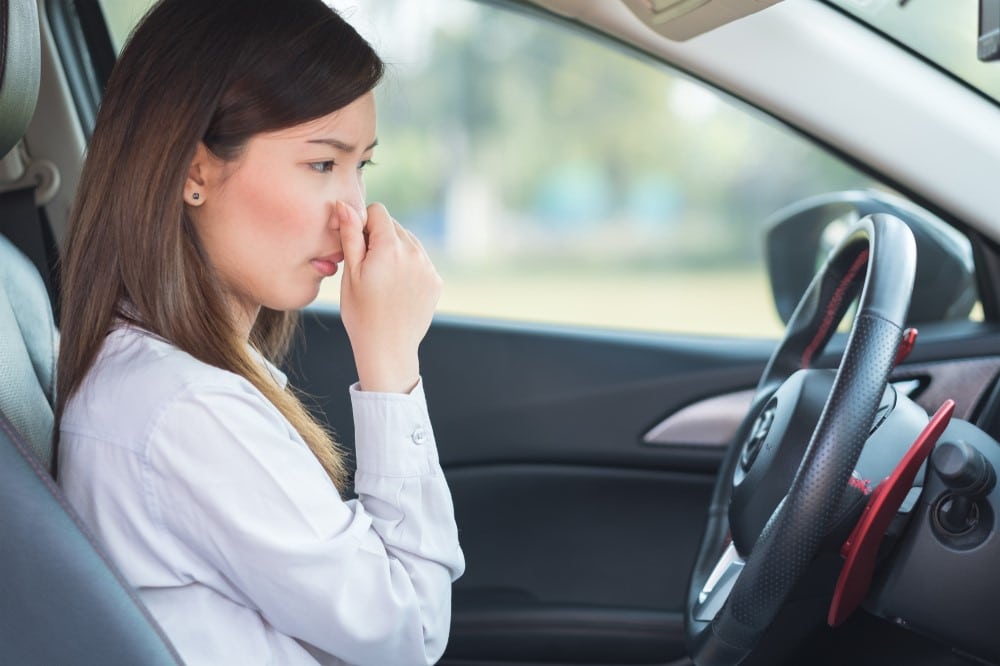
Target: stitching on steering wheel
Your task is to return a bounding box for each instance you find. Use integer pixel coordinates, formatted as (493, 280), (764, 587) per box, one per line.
(801, 249), (870, 369)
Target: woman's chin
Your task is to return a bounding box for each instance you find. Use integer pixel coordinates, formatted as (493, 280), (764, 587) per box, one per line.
(263, 287), (322, 313)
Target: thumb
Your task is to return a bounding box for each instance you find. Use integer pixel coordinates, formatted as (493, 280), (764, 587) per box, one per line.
(337, 201), (367, 272)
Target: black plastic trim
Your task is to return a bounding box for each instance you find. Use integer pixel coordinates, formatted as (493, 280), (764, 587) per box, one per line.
(970, 229), (1000, 322)
(70, 0), (114, 84)
(446, 606), (686, 664)
(44, 0), (112, 137)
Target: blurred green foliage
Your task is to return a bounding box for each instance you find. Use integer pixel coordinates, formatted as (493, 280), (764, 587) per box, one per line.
(359, 0), (878, 277)
(98, 0), (892, 335)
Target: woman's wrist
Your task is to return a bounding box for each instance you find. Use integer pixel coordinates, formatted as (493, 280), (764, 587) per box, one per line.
(354, 350), (420, 394)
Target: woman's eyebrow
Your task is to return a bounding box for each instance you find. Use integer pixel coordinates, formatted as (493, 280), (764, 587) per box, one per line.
(307, 138), (378, 152)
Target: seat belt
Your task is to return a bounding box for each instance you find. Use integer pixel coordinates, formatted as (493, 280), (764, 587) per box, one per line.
(0, 185), (60, 323)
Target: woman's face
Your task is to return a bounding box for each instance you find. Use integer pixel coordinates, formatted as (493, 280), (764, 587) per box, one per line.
(186, 92), (376, 332)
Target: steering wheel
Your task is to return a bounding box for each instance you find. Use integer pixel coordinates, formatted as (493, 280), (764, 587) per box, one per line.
(685, 214), (917, 666)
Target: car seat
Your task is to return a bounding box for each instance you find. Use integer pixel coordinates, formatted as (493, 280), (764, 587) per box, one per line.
(0, 1), (181, 662)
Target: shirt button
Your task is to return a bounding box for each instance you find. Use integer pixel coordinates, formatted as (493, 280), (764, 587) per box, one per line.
(411, 426), (427, 445)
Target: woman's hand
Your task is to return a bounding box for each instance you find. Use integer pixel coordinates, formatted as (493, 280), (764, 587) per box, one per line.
(337, 200), (442, 393)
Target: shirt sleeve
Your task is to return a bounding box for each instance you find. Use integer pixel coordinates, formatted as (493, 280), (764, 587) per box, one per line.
(144, 378), (465, 666)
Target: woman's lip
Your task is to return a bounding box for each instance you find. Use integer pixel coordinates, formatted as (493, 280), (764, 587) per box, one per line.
(309, 254), (343, 277)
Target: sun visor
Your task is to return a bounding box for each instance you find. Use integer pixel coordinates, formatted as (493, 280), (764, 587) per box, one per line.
(621, 0), (784, 41)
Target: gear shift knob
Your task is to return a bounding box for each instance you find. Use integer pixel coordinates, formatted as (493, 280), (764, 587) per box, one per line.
(931, 440), (996, 534)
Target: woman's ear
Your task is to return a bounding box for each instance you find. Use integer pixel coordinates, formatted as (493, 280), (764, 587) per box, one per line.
(184, 142), (218, 206)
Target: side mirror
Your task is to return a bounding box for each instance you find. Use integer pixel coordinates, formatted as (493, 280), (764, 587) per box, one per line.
(764, 190), (976, 325)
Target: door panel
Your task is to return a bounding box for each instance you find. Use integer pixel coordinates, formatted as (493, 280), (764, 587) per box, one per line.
(288, 307), (772, 471)
(445, 465), (710, 663)
(286, 306), (772, 664)
(284, 308), (1000, 664)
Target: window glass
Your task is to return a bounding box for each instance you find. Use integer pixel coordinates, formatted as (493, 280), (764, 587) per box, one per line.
(96, 0), (979, 337)
(96, 0), (153, 52)
(326, 0), (884, 336)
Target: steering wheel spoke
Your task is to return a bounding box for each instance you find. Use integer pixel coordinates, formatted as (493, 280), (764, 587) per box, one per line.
(694, 540), (745, 622)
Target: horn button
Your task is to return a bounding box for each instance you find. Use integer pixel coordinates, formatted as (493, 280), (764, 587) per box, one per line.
(740, 404), (776, 472)
(730, 369), (837, 555)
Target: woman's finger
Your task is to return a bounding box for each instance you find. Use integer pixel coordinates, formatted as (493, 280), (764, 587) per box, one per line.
(337, 201), (367, 271)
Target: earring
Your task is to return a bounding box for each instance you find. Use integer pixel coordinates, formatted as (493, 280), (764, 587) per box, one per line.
(192, 192), (200, 200)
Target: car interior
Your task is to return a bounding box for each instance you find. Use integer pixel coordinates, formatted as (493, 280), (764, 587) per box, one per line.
(3, 0), (1000, 665)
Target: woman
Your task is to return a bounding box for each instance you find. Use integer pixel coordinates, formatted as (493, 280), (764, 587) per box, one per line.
(55, 0), (464, 664)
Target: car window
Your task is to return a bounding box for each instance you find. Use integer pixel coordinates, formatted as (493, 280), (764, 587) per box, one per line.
(95, 0), (980, 337)
(97, 0), (151, 52)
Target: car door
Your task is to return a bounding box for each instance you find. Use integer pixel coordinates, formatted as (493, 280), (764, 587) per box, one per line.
(289, 308), (769, 664)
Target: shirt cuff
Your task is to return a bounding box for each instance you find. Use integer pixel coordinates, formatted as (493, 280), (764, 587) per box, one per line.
(349, 379), (438, 477)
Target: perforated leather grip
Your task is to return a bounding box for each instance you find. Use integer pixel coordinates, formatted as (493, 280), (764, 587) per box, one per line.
(716, 312), (903, 648)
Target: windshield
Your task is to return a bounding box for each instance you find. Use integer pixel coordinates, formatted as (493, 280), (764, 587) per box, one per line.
(826, 0), (1000, 104)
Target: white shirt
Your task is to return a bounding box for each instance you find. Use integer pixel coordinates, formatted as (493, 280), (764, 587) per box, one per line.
(58, 324), (465, 666)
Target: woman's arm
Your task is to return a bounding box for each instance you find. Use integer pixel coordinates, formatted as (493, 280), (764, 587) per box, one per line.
(146, 382), (464, 665)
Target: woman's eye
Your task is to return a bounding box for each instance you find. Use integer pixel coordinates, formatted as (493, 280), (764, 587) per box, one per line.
(309, 160), (336, 173)
(358, 159), (376, 171)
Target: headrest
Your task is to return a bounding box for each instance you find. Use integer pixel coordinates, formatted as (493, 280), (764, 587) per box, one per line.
(0, 0), (41, 158)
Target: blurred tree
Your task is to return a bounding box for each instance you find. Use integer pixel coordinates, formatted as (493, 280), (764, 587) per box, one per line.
(365, 0), (877, 271)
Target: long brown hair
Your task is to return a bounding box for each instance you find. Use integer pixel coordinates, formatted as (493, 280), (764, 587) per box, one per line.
(56, 0), (384, 491)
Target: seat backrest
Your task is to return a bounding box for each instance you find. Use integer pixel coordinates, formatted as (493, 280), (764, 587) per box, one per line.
(0, 232), (56, 466)
(0, 1), (182, 662)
